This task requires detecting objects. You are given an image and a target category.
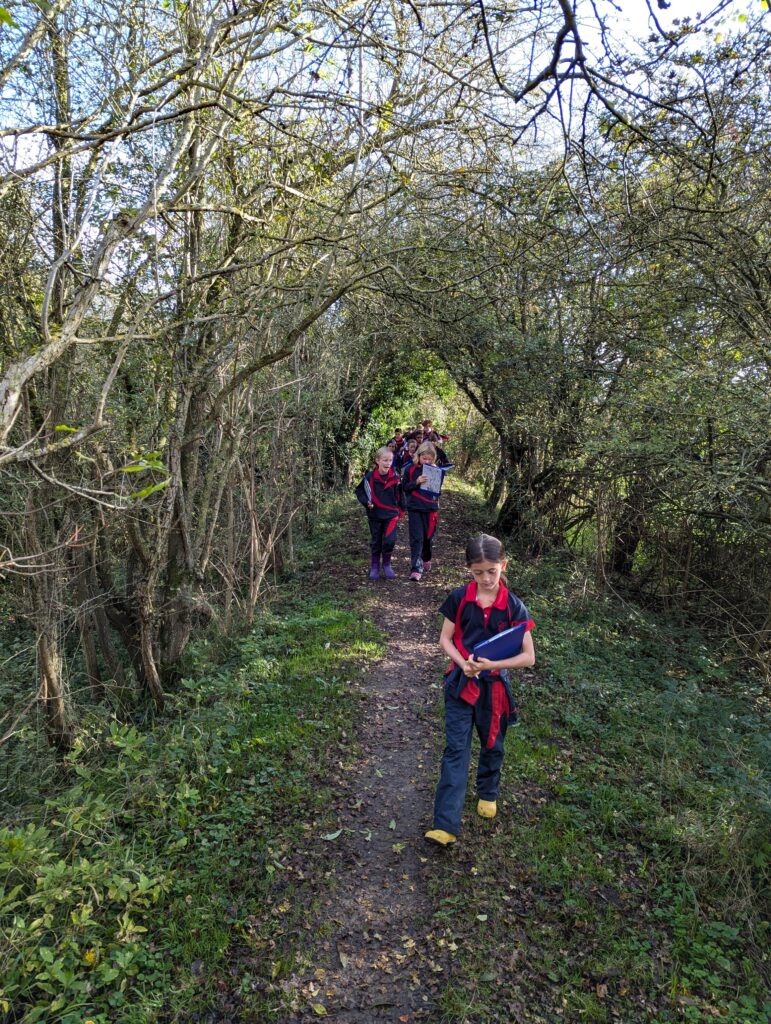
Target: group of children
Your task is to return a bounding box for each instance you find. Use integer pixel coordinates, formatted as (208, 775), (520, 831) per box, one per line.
(354, 427), (537, 848)
(355, 422), (450, 582)
(384, 420), (452, 474)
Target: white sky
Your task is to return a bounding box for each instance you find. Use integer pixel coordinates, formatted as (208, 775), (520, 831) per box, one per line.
(613, 0), (748, 38)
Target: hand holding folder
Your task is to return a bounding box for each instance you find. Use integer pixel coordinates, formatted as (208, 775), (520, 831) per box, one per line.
(470, 623), (528, 676)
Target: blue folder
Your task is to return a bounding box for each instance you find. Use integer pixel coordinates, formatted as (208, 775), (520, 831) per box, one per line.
(472, 622), (527, 662)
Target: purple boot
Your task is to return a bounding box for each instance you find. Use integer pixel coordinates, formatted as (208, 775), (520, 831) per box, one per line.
(381, 553), (396, 580)
(368, 554), (381, 580)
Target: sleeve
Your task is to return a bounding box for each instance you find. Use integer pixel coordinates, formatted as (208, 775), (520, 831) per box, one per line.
(439, 587), (463, 622)
(509, 593), (534, 629)
(354, 473), (372, 507)
(402, 464), (420, 493)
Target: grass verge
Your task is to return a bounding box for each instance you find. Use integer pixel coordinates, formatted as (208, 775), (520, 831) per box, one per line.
(0, 496), (382, 1024)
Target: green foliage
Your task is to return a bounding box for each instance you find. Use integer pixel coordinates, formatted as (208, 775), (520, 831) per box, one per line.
(0, 595), (383, 1022)
(0, 822), (170, 1022)
(348, 352), (460, 473)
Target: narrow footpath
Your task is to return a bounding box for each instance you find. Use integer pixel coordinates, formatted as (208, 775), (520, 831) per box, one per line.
(280, 489), (475, 1022)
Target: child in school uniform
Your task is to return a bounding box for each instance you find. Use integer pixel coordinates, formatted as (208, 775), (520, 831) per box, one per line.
(401, 441), (441, 581)
(386, 428), (406, 450)
(395, 436), (417, 474)
(355, 446), (404, 580)
(425, 533), (535, 847)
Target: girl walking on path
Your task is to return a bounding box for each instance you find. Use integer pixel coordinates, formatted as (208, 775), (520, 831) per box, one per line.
(355, 446), (404, 580)
(401, 441), (441, 581)
(425, 533), (535, 847)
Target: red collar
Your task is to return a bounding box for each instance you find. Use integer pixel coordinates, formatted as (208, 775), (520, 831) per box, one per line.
(465, 580), (509, 610)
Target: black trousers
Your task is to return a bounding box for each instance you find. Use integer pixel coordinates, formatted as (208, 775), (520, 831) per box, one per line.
(408, 510), (436, 571)
(368, 514), (398, 556)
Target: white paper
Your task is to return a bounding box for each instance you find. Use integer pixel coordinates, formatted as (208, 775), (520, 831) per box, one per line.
(420, 463), (444, 494)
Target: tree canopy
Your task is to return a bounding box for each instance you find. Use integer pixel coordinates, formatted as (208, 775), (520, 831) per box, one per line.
(1, 0), (769, 745)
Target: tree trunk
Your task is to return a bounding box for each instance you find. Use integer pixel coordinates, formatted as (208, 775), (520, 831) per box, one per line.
(611, 478), (648, 577)
(72, 549), (103, 700)
(37, 628), (74, 750)
(487, 457), (507, 511)
(87, 549), (127, 692)
(493, 432), (553, 551)
(137, 589), (165, 711)
(224, 485), (235, 632)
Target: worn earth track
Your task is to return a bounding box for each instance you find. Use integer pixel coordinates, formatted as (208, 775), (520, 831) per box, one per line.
(278, 489), (474, 1023)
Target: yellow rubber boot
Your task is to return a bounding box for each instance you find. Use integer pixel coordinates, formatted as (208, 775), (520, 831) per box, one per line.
(424, 829), (457, 847)
(477, 799), (497, 819)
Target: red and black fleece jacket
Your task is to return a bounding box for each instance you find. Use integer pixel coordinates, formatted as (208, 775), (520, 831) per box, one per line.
(354, 468), (404, 521)
(439, 581), (535, 749)
(401, 462), (440, 512)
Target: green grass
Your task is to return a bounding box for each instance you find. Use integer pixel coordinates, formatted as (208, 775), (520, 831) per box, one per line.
(425, 547), (770, 1024)
(0, 496), (384, 1023)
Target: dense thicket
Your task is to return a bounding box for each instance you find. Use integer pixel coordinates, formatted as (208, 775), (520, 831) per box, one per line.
(1, 0), (768, 750)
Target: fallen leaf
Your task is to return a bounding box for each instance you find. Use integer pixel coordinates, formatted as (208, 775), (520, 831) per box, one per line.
(476, 914), (488, 922)
(322, 830), (342, 841)
(312, 1004), (327, 1016)
(389, 819), (396, 830)
(596, 983), (608, 999)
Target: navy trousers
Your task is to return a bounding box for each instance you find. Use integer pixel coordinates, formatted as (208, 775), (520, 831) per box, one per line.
(432, 690), (508, 836)
(368, 515), (398, 556)
(408, 510), (434, 572)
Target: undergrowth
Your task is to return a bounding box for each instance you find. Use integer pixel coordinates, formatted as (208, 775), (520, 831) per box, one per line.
(0, 496), (383, 1023)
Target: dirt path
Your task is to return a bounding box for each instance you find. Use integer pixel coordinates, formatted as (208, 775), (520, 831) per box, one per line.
(280, 490), (473, 1023)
